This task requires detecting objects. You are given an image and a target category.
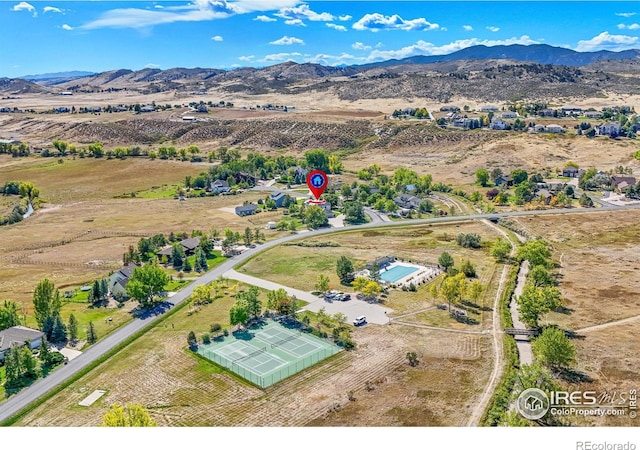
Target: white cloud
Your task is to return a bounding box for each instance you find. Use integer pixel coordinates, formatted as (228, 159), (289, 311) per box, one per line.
(254, 14), (276, 22)
(352, 42), (371, 51)
(260, 52), (302, 62)
(487, 26), (500, 32)
(365, 35), (540, 61)
(284, 18), (305, 26)
(238, 55), (254, 61)
(211, 35), (223, 41)
(462, 25), (473, 31)
(616, 12), (637, 18)
(80, 0), (299, 30)
(154, 5), (164, 9)
(275, 4), (334, 22)
(269, 36), (304, 45)
(326, 23), (347, 32)
(61, 23), (72, 30)
(375, 42), (383, 48)
(352, 13), (439, 32)
(575, 31), (639, 52)
(43, 6), (62, 14)
(12, 2), (36, 16)
(307, 52), (362, 65)
(145, 63), (161, 68)
(338, 14), (352, 21)
(618, 23), (640, 30)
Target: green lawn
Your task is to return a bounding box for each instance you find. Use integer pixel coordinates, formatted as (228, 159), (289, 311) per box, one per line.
(59, 302), (135, 344)
(165, 279), (192, 291)
(134, 184), (181, 199)
(163, 251), (227, 277)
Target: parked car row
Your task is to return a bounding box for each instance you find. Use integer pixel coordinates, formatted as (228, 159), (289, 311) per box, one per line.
(324, 290), (352, 301)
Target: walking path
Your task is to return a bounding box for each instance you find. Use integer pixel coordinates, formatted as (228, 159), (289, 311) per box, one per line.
(575, 314), (640, 333)
(510, 261), (532, 365)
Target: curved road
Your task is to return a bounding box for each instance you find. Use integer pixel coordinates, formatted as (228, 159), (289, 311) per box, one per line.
(1, 202), (639, 423)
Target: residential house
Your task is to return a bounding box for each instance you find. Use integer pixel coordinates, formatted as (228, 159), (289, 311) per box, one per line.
(495, 174), (513, 187)
(0, 326), (44, 361)
(210, 179), (230, 194)
(562, 167), (580, 178)
(180, 237), (201, 255)
(480, 105), (499, 112)
(595, 122), (622, 137)
(393, 194), (422, 210)
(108, 263), (138, 298)
(584, 111), (603, 119)
(235, 203), (258, 216)
(545, 124), (564, 133)
(490, 119), (508, 130)
(536, 189), (553, 204)
(501, 111), (518, 119)
(140, 105), (155, 113)
(234, 172), (257, 187)
(561, 105), (582, 115)
(439, 106), (460, 112)
(538, 109), (556, 117)
(405, 184), (417, 193)
(612, 176), (637, 192)
(303, 200), (334, 218)
(270, 192), (287, 208)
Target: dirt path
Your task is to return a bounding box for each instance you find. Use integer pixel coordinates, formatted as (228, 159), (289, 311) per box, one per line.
(575, 314), (640, 333)
(465, 261), (508, 426)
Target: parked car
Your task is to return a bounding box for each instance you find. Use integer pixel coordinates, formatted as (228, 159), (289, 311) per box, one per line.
(353, 316), (367, 326)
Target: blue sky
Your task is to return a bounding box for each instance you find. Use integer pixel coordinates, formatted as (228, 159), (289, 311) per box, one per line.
(1, 1), (640, 77)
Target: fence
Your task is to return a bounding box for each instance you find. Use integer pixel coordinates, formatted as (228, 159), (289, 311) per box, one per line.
(198, 344), (338, 389)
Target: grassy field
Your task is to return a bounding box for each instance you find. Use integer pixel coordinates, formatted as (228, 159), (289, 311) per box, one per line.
(241, 221), (502, 319)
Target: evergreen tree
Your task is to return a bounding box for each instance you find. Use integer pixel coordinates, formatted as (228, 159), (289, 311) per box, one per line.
(336, 256), (355, 285)
(183, 256), (193, 272)
(92, 280), (102, 303)
(87, 321), (98, 344)
(100, 279), (109, 298)
(51, 315), (68, 343)
(369, 263), (381, 282)
(4, 346), (22, 387)
(68, 313), (78, 342)
(39, 336), (51, 364)
(171, 243), (185, 270)
(42, 316), (55, 340)
(19, 345), (38, 379)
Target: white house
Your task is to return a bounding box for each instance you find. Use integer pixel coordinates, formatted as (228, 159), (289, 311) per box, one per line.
(595, 122), (622, 137)
(490, 119), (508, 130)
(501, 111), (518, 119)
(545, 124), (564, 133)
(0, 326), (44, 361)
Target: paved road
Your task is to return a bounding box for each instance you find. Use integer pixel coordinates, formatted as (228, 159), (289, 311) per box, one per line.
(225, 269), (392, 324)
(510, 261), (533, 365)
(2, 202), (639, 423)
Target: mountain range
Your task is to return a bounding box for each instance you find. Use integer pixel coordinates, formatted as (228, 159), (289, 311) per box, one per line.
(2, 44), (640, 101)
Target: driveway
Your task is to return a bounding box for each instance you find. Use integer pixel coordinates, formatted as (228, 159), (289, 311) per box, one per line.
(225, 269), (392, 324)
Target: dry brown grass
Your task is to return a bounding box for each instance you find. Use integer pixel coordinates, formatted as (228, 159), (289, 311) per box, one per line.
(510, 210), (640, 426)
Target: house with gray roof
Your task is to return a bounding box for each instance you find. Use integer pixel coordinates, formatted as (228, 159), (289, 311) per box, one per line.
(0, 326), (43, 361)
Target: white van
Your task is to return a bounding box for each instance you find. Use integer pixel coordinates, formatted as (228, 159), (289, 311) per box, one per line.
(353, 316), (367, 326)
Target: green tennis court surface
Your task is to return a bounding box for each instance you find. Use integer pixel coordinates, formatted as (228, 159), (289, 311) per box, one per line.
(197, 319), (342, 388)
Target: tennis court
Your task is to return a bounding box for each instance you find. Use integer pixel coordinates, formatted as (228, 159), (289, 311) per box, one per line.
(197, 319), (341, 388)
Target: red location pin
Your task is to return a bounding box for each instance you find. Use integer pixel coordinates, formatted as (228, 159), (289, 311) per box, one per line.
(306, 169), (329, 201)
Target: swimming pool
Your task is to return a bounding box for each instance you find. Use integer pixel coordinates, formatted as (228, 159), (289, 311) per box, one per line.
(379, 264), (420, 283)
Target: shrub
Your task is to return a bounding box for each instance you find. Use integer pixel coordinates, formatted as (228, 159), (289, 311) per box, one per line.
(456, 233), (481, 248)
(210, 323), (222, 333)
(202, 333), (211, 344)
(223, 329), (229, 336)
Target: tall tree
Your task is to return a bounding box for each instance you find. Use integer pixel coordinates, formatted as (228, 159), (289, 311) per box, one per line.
(369, 263), (381, 283)
(86, 321), (98, 344)
(517, 285), (561, 328)
(238, 286), (261, 318)
(475, 168), (490, 187)
(303, 205), (328, 229)
(438, 251), (455, 272)
(171, 243), (185, 270)
(491, 238), (512, 263)
(0, 300), (21, 330)
(68, 313), (78, 342)
(517, 239), (552, 268)
(39, 336), (51, 365)
(51, 315), (68, 343)
(532, 327), (575, 370)
(243, 227), (253, 246)
(101, 403), (157, 427)
(229, 299), (249, 326)
(315, 274), (330, 293)
(125, 263), (169, 307)
(336, 256), (355, 285)
(32, 279), (61, 329)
